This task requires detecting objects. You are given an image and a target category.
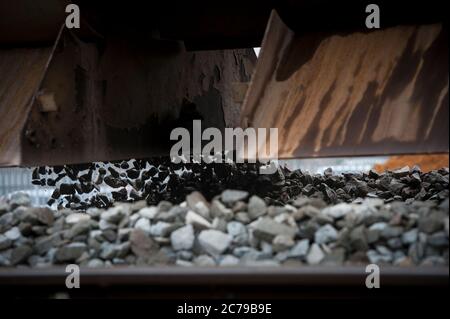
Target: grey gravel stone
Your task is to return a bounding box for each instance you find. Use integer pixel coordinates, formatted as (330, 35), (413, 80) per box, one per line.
(289, 239), (310, 258)
(367, 249), (393, 264)
(35, 233), (62, 255)
(427, 232), (448, 247)
(67, 220), (91, 239)
(234, 212), (250, 224)
(322, 203), (353, 219)
(221, 190), (249, 206)
(402, 228), (418, 244)
(55, 243), (87, 262)
(134, 218), (151, 233)
(175, 259), (193, 267)
(409, 242), (426, 264)
(10, 193), (31, 208)
(387, 237), (403, 249)
(381, 226), (404, 239)
(212, 217), (227, 232)
(129, 229), (157, 258)
(101, 206), (127, 224)
(186, 191), (210, 220)
(0, 234), (12, 251)
(248, 195), (267, 220)
(392, 166), (410, 178)
(251, 218), (297, 241)
(272, 234), (295, 252)
(149, 221), (176, 237)
(99, 243), (117, 260)
(322, 247), (346, 265)
(349, 225), (369, 251)
(314, 224), (338, 244)
(210, 200), (233, 221)
(10, 245), (32, 265)
(177, 250), (193, 261)
(418, 212), (445, 234)
(0, 212), (16, 233)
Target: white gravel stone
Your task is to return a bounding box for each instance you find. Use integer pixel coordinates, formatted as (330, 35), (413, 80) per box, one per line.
(99, 219), (116, 231)
(176, 259), (193, 267)
(221, 190), (249, 205)
(322, 203), (353, 219)
(198, 229), (232, 256)
(65, 213), (91, 225)
(87, 258), (104, 268)
(134, 218), (151, 233)
(4, 227), (21, 241)
(138, 206), (158, 219)
(306, 243), (325, 265)
(170, 224), (195, 251)
(212, 218), (227, 232)
(219, 255), (240, 266)
(193, 254), (216, 266)
(186, 210), (212, 229)
(227, 221), (248, 245)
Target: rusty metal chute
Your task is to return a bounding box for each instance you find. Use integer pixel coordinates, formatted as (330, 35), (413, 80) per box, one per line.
(0, 1), (259, 167)
(241, 10), (448, 159)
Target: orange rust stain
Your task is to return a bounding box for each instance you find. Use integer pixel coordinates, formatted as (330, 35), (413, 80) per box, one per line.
(374, 154), (449, 173)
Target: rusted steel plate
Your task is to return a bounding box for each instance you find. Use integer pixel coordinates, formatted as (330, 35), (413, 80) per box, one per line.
(0, 27), (256, 167)
(241, 11), (449, 159)
(0, 47), (53, 166)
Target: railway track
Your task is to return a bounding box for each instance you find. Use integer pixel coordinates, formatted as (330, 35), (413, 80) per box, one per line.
(0, 266), (447, 298)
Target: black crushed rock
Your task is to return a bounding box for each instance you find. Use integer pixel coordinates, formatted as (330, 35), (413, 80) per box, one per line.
(30, 159), (449, 212)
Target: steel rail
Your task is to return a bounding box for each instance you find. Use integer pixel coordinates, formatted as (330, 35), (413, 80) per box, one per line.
(0, 266), (447, 286)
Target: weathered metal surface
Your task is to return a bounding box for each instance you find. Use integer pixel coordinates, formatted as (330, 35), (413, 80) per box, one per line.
(0, 47), (53, 166)
(0, 266), (447, 298)
(1, 266), (447, 286)
(0, 28), (255, 167)
(241, 11), (449, 159)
